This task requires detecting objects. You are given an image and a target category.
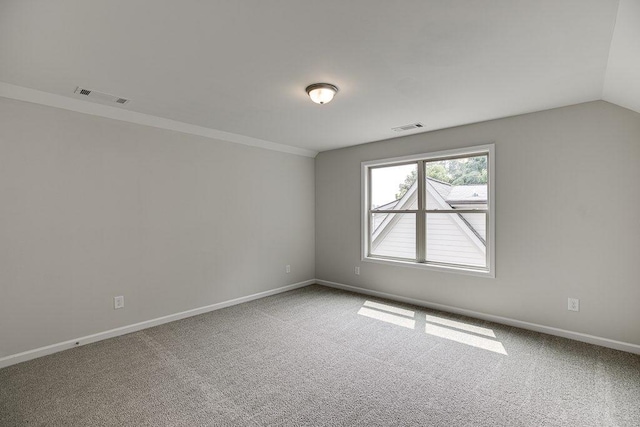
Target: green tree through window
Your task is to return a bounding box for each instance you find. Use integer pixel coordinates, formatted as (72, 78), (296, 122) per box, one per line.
(395, 155), (487, 199)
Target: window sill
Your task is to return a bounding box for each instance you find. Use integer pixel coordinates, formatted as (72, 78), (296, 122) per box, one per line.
(362, 256), (495, 278)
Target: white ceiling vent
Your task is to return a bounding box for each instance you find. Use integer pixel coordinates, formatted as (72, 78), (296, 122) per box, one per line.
(392, 122), (424, 132)
(74, 87), (130, 105)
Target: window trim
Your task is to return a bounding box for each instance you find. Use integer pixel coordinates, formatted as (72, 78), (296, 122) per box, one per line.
(361, 144), (495, 278)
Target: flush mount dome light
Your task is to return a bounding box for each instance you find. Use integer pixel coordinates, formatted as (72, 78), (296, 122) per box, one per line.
(306, 83), (339, 105)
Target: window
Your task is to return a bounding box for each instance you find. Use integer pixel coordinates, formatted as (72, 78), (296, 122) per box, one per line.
(362, 144), (494, 277)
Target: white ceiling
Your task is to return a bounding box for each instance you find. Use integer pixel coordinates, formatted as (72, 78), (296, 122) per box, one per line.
(0, 0), (637, 155)
(603, 0), (640, 114)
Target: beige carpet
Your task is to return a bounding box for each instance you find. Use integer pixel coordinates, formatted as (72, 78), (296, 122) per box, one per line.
(1, 284), (639, 426)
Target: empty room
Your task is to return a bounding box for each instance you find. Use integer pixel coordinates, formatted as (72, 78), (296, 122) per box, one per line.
(1, 1), (639, 426)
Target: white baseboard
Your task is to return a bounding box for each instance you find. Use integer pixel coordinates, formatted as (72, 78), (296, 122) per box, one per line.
(3, 277), (638, 370)
(0, 279), (315, 369)
(316, 279), (640, 355)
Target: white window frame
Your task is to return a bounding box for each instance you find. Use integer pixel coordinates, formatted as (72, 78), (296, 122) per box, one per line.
(361, 144), (495, 278)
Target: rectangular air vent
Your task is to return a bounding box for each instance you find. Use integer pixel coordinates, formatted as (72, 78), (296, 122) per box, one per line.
(392, 122), (424, 132)
(74, 87), (130, 105)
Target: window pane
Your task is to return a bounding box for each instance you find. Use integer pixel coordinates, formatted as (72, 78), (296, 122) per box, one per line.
(425, 155), (487, 210)
(371, 213), (416, 260)
(371, 212), (389, 233)
(426, 213), (487, 268)
(371, 163), (418, 210)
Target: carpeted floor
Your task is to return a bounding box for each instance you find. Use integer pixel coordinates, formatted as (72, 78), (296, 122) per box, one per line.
(1, 284), (639, 426)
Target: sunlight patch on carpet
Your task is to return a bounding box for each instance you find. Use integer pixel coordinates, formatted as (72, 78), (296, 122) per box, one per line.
(424, 323), (507, 355)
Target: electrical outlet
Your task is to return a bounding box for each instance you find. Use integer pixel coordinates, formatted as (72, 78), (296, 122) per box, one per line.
(285, 265), (291, 274)
(114, 295), (124, 310)
(568, 298), (579, 312)
(355, 266), (360, 275)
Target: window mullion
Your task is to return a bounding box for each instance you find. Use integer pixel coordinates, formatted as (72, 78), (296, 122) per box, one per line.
(485, 209), (490, 270)
(367, 166), (372, 257)
(417, 160), (426, 262)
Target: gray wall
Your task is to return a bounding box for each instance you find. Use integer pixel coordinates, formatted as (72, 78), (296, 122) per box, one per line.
(0, 97), (315, 358)
(316, 101), (640, 345)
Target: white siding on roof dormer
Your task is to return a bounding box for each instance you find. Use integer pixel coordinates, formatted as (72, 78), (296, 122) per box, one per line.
(461, 213), (486, 240)
(426, 185), (486, 267)
(426, 213), (486, 267)
(373, 213), (387, 231)
(371, 196), (417, 259)
(371, 181), (485, 266)
(371, 213), (416, 259)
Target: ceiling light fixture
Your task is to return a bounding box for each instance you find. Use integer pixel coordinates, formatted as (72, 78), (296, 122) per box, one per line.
(305, 83), (339, 105)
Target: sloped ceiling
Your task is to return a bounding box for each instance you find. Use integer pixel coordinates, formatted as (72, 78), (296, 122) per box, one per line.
(0, 0), (636, 155)
(603, 0), (640, 114)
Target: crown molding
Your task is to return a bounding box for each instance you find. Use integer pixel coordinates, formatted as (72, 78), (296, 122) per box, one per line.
(0, 81), (317, 158)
